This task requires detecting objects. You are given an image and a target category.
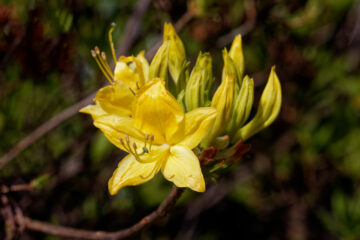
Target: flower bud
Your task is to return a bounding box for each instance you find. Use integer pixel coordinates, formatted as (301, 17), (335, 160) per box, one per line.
(232, 66), (282, 142)
(229, 35), (245, 85)
(185, 52), (213, 111)
(226, 75), (254, 137)
(164, 23), (186, 84)
(202, 73), (235, 148)
(149, 40), (170, 82)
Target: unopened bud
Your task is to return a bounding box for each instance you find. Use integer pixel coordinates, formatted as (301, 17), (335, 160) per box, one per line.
(185, 52), (213, 111)
(232, 66), (282, 142)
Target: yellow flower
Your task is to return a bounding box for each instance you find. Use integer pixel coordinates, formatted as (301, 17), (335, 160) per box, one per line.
(80, 78), (216, 194)
(86, 50), (150, 118)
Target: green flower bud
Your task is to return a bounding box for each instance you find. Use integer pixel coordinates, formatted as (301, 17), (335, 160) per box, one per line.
(149, 39), (170, 82)
(221, 49), (237, 82)
(202, 73), (235, 148)
(226, 75), (254, 137)
(164, 23), (186, 84)
(185, 52), (213, 111)
(229, 35), (245, 85)
(232, 66), (282, 142)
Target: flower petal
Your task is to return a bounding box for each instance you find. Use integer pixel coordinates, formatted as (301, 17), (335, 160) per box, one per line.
(114, 61), (140, 91)
(161, 145), (205, 192)
(179, 107), (217, 149)
(133, 79), (185, 144)
(108, 152), (164, 195)
(95, 84), (135, 117)
(80, 102), (107, 118)
(93, 115), (146, 152)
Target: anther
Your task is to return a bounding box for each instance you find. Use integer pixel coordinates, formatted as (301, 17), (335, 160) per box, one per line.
(90, 50), (96, 57)
(125, 135), (130, 143)
(133, 142), (137, 150)
(101, 52), (107, 60)
(94, 46), (100, 55)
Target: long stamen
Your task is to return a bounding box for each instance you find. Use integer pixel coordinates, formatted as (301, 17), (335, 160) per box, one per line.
(91, 49), (113, 84)
(149, 134), (154, 151)
(128, 87), (136, 96)
(101, 52), (114, 78)
(132, 142), (138, 154)
(95, 46), (114, 78)
(144, 134), (149, 149)
(108, 22), (117, 64)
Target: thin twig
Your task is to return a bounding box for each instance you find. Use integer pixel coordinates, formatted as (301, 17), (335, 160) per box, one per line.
(0, 6), (194, 170)
(19, 186), (184, 240)
(117, 0), (152, 56)
(0, 94), (95, 169)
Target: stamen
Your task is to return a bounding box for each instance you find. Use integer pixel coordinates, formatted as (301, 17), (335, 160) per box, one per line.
(136, 81), (140, 90)
(128, 87), (136, 96)
(108, 22), (117, 64)
(100, 51), (114, 78)
(144, 134), (149, 148)
(132, 142), (138, 154)
(91, 48), (113, 85)
(94, 46), (100, 55)
(149, 134), (154, 151)
(119, 134), (155, 163)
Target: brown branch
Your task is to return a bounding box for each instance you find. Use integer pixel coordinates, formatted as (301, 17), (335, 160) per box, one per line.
(0, 93), (96, 169)
(19, 186), (184, 240)
(117, 0), (152, 56)
(0, 6), (194, 170)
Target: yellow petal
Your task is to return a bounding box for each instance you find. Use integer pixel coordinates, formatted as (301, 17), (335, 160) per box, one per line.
(136, 51), (149, 82)
(79, 102), (107, 118)
(161, 145), (205, 192)
(93, 115), (146, 152)
(114, 61), (140, 91)
(94, 84), (135, 117)
(179, 107), (217, 149)
(133, 79), (185, 145)
(108, 153), (162, 195)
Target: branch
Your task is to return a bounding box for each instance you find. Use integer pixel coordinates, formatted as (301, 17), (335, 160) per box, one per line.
(0, 6), (194, 169)
(18, 186), (184, 240)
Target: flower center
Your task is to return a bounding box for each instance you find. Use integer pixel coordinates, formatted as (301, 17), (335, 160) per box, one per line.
(119, 134), (154, 163)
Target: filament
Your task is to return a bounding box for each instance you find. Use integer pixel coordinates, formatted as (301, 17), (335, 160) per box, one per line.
(108, 23), (117, 64)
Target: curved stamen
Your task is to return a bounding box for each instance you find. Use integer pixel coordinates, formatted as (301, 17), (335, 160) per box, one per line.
(108, 22), (117, 64)
(119, 134), (155, 163)
(91, 48), (113, 84)
(101, 52), (114, 78)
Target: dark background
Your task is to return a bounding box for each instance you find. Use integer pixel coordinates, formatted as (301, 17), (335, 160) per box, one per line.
(1, 0), (360, 239)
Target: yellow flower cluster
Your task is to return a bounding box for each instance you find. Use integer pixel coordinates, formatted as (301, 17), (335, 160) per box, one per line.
(80, 23), (281, 195)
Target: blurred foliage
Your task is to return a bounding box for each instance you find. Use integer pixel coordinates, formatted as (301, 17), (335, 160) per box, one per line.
(1, 0), (360, 239)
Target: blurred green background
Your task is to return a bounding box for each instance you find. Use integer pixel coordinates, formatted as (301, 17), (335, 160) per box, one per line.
(1, 0), (360, 239)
